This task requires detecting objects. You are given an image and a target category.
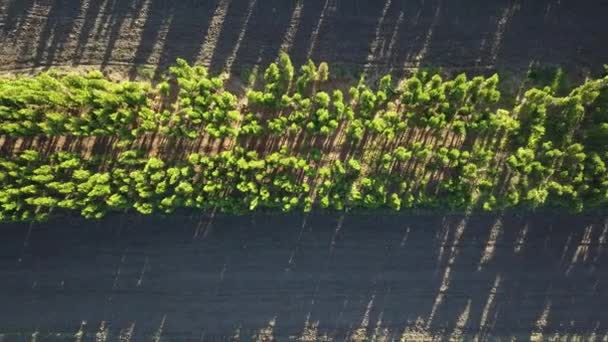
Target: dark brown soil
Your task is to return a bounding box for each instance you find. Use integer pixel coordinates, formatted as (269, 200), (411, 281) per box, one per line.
(1, 0), (607, 79)
(1, 2), (608, 340)
(0, 212), (607, 340)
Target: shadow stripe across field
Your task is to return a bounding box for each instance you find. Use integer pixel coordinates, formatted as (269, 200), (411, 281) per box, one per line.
(0, 212), (607, 340)
(0, 0), (607, 75)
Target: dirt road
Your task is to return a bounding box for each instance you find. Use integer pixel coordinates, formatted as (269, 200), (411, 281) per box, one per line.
(1, 0), (608, 77)
(0, 212), (607, 340)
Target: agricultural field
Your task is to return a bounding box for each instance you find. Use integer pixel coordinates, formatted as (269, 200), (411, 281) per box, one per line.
(1, 0), (608, 76)
(1, 0), (608, 340)
(1, 212), (608, 340)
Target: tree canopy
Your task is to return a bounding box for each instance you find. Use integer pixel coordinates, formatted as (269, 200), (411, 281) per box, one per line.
(1, 56), (607, 221)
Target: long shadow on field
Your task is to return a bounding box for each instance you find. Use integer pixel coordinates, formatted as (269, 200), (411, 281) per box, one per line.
(2, 0), (608, 75)
(128, 0), (220, 78)
(0, 212), (606, 340)
(95, 0), (150, 69)
(32, 0), (84, 68)
(0, 0), (36, 35)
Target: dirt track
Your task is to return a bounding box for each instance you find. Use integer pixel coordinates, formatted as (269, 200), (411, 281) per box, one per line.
(1, 0), (608, 78)
(1, 212), (607, 340)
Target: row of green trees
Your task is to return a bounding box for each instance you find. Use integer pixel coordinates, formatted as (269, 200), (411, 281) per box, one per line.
(504, 75), (608, 211)
(0, 61), (241, 140)
(0, 70), (155, 138)
(0, 146), (514, 221)
(1, 55), (608, 221)
(0, 54), (534, 142)
(1, 133), (607, 222)
(0, 148), (310, 221)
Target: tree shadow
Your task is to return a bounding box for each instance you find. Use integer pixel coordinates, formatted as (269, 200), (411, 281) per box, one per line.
(128, 0), (220, 78)
(2, 0), (608, 77)
(95, 0), (150, 69)
(1, 212), (607, 339)
(31, 0), (85, 68)
(0, 0), (37, 36)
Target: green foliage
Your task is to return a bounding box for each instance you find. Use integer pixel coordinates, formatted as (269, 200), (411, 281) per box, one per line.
(1, 56), (608, 221)
(0, 70), (154, 139)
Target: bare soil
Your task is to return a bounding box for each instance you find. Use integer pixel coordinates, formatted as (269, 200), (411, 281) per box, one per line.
(1, 2), (608, 340)
(0, 212), (607, 340)
(0, 0), (607, 80)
